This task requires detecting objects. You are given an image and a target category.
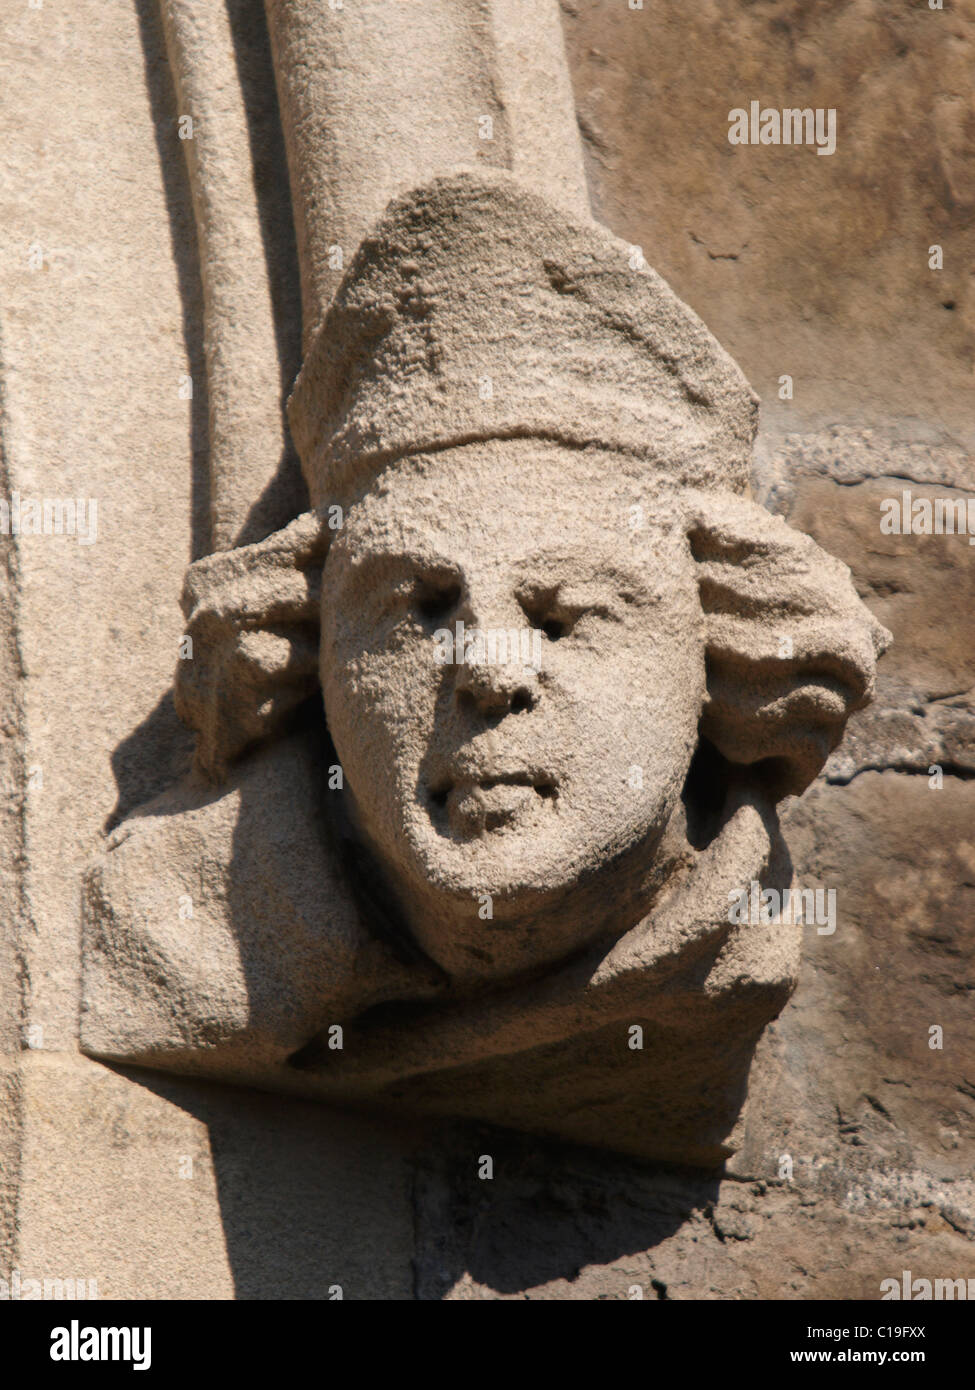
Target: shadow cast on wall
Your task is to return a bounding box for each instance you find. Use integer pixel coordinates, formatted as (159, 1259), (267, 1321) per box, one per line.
(133, 0), (210, 563)
(101, 1065), (723, 1299)
(222, 0), (307, 549)
(102, 1064), (422, 1300)
(412, 1122), (724, 1298)
(106, 690), (195, 832)
(134, 0), (306, 562)
(118, 1), (307, 824)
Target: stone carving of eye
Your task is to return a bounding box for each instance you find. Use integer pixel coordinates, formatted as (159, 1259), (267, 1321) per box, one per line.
(414, 577), (461, 623)
(517, 586), (566, 638)
(520, 584), (623, 642)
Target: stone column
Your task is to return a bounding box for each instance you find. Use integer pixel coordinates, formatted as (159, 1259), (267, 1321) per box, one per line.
(263, 0), (590, 347)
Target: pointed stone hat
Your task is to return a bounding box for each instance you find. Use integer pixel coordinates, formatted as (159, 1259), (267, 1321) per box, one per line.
(288, 170), (759, 507)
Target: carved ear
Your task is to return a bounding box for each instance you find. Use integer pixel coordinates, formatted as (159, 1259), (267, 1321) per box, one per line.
(174, 511), (327, 779)
(685, 491), (891, 798)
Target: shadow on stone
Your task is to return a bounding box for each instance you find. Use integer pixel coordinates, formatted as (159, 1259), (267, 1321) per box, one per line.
(105, 689), (195, 833)
(222, 0), (308, 548)
(133, 0), (210, 563)
(413, 1122), (724, 1298)
(100, 1064), (421, 1300)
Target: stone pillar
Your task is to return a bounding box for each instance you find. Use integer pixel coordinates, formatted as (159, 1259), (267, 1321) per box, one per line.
(263, 0), (590, 345)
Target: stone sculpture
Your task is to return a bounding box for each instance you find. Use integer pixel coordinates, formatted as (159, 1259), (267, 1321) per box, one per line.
(81, 163), (889, 1163)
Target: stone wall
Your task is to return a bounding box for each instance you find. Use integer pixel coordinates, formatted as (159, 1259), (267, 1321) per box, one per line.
(1, 0), (971, 1299)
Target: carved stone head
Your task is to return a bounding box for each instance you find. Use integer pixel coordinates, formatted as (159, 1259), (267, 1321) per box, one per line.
(177, 172), (887, 985)
(86, 173), (890, 1163)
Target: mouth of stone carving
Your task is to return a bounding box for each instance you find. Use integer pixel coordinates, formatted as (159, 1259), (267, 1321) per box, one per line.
(427, 771), (558, 835)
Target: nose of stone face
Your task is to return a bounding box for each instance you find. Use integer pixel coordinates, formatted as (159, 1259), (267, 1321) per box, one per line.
(453, 647), (539, 717)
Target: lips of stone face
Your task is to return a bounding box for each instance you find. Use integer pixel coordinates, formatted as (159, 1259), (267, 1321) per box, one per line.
(429, 771), (559, 836)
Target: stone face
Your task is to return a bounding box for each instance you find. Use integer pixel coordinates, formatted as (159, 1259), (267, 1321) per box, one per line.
(80, 176), (887, 1159)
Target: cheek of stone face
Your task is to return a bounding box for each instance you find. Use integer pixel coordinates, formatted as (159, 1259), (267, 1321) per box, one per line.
(320, 614), (442, 854)
(534, 600), (701, 854)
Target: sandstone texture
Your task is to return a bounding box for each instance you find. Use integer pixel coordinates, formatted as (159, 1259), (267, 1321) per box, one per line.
(0, 0), (971, 1301)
